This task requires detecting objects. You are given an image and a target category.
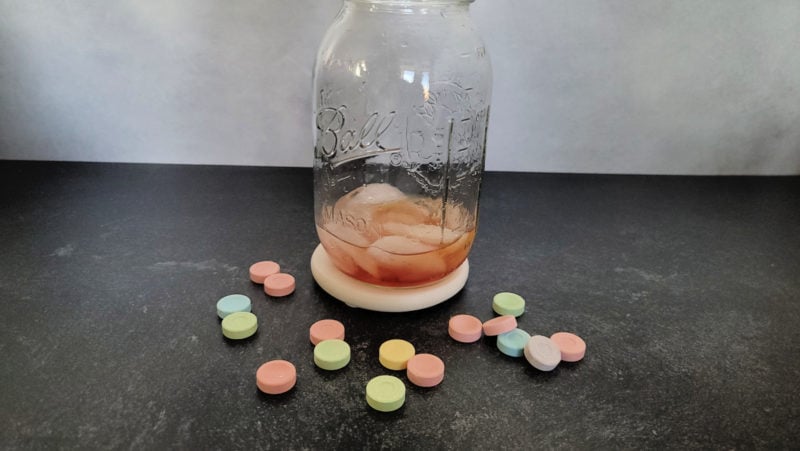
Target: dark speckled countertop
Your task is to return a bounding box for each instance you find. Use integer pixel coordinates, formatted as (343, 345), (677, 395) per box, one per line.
(1, 161), (798, 449)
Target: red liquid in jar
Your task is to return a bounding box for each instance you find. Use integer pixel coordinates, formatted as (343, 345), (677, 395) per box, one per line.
(317, 184), (475, 287)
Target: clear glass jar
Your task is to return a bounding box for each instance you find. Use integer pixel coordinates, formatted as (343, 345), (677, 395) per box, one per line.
(313, 0), (492, 287)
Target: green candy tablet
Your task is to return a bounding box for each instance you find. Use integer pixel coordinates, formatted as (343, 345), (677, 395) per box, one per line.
(313, 339), (351, 371)
(221, 312), (258, 340)
(492, 292), (525, 317)
(366, 375), (405, 412)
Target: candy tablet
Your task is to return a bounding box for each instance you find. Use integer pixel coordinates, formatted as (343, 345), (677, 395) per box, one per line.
(379, 339), (416, 371)
(309, 319), (345, 345)
(496, 328), (530, 357)
(216, 294), (251, 319)
(524, 335), (561, 371)
(366, 375), (406, 412)
(482, 315), (517, 336)
(550, 332), (586, 362)
(221, 312), (258, 340)
(406, 353), (445, 388)
(492, 292), (525, 317)
(249, 261), (280, 284)
(448, 314), (483, 343)
(264, 273), (295, 297)
(256, 360), (297, 395)
(313, 339), (351, 371)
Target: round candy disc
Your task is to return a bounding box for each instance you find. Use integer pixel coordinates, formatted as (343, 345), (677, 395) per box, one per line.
(497, 328), (531, 358)
(524, 335), (561, 371)
(216, 294), (251, 319)
(550, 332), (586, 362)
(249, 261), (280, 284)
(492, 292), (525, 317)
(366, 375), (405, 412)
(221, 312), (258, 340)
(406, 353), (445, 388)
(314, 339), (351, 371)
(256, 360), (296, 395)
(379, 339), (416, 371)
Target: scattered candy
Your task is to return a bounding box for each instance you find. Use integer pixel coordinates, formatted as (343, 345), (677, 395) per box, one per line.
(264, 273), (296, 297)
(379, 339), (416, 371)
(366, 375), (406, 412)
(249, 261), (280, 284)
(406, 353), (445, 387)
(256, 360), (297, 395)
(216, 294), (251, 319)
(313, 339), (351, 371)
(492, 292), (525, 317)
(482, 315), (517, 336)
(309, 319), (345, 345)
(221, 312), (258, 340)
(524, 335), (561, 371)
(448, 314), (483, 343)
(550, 332), (586, 362)
(496, 328), (530, 358)
(216, 261), (587, 407)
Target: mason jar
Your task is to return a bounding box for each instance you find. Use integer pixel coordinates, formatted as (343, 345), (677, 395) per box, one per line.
(313, 0), (492, 287)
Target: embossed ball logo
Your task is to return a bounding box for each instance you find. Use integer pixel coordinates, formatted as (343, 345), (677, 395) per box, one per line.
(315, 106), (399, 164)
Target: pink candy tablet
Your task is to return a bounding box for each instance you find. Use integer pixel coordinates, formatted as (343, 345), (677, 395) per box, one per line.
(448, 314), (483, 343)
(249, 261), (280, 284)
(482, 315), (517, 336)
(264, 273), (295, 297)
(406, 353), (445, 388)
(256, 360), (297, 395)
(309, 319), (345, 345)
(550, 332), (586, 362)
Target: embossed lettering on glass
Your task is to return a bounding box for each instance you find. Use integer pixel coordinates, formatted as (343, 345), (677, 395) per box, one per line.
(313, 0), (492, 288)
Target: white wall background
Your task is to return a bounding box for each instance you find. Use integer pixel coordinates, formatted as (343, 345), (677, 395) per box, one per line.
(0, 0), (798, 174)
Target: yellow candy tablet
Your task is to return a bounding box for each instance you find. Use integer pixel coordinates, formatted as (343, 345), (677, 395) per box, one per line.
(378, 339), (415, 371)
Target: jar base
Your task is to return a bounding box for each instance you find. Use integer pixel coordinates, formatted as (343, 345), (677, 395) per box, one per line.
(310, 244), (469, 312)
